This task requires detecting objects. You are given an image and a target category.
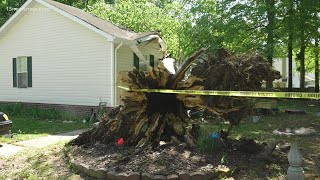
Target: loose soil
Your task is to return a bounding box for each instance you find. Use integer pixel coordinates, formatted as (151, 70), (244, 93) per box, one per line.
(69, 139), (291, 179)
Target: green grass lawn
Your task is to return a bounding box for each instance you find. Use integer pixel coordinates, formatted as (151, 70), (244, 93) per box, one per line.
(0, 117), (90, 143)
(202, 99), (320, 141)
(0, 103), (92, 143)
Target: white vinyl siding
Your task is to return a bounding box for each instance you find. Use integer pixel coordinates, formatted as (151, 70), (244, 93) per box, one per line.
(0, 3), (113, 106)
(115, 42), (164, 105)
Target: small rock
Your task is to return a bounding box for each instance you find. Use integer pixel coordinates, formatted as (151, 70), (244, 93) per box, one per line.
(285, 128), (291, 133)
(107, 171), (117, 180)
(167, 174), (179, 180)
(93, 122), (100, 128)
(273, 130), (293, 136)
(294, 127), (316, 135)
(214, 165), (231, 177)
(127, 172), (140, 180)
(252, 115), (260, 123)
(153, 175), (166, 180)
(285, 109), (306, 114)
(190, 172), (208, 180)
(141, 173), (153, 180)
(273, 127), (317, 136)
(115, 172), (140, 180)
(179, 172), (191, 180)
(62, 120), (74, 123)
(182, 150), (191, 158)
(200, 164), (214, 171)
(82, 165), (96, 177)
(159, 141), (166, 146)
(95, 169), (107, 178)
(190, 155), (201, 161)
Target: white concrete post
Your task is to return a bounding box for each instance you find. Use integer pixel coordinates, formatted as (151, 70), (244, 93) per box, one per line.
(287, 143), (304, 180)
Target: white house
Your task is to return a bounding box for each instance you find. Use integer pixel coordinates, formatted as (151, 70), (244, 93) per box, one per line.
(273, 58), (318, 89)
(0, 0), (166, 114)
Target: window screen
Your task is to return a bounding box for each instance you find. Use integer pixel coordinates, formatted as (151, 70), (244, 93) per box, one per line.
(17, 56), (28, 88)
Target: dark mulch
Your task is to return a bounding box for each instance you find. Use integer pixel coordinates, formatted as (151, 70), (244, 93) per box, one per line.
(69, 138), (282, 177)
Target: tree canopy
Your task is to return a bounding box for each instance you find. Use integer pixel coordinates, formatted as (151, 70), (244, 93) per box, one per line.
(1, 0), (319, 90)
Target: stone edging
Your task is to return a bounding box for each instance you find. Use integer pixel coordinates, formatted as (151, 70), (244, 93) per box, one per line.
(67, 152), (214, 180)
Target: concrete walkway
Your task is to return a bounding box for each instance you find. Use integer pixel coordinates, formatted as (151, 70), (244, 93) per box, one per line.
(0, 143), (24, 157)
(0, 129), (87, 157)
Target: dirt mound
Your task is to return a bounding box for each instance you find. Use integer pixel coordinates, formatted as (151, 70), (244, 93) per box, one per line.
(69, 139), (266, 175)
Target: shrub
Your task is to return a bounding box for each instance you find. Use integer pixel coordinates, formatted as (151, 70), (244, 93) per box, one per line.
(0, 103), (81, 121)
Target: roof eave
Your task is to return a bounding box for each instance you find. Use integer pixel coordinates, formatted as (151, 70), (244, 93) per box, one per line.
(115, 33), (167, 54)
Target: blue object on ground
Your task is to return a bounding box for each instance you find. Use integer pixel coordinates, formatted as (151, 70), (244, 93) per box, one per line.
(211, 132), (219, 139)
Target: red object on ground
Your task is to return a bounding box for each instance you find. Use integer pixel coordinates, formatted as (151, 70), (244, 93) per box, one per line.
(117, 138), (124, 145)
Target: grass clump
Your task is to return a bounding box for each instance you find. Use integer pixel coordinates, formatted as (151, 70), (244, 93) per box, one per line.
(197, 128), (219, 153)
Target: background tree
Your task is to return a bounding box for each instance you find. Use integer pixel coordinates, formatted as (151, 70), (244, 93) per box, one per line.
(315, 39), (319, 92)
(265, 0), (276, 89)
(1, 0), (320, 91)
(0, 0), (26, 26)
(285, 0), (295, 91)
(88, 0), (189, 57)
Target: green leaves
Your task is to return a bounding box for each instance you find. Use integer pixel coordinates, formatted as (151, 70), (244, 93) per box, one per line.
(89, 0), (188, 57)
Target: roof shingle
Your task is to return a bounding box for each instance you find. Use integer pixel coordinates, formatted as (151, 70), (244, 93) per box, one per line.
(44, 0), (159, 40)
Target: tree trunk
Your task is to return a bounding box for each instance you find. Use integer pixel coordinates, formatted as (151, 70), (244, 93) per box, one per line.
(315, 39), (319, 93)
(299, 43), (306, 90)
(266, 0), (275, 90)
(287, 0), (294, 91)
(288, 34), (293, 91)
(298, 1), (306, 90)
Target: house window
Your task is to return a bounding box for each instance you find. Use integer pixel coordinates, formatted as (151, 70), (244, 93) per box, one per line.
(13, 56), (32, 88)
(133, 53), (156, 72)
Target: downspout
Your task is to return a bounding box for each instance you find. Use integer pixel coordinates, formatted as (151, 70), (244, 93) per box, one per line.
(114, 41), (123, 106)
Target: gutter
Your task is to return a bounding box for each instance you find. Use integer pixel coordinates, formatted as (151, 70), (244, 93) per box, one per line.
(114, 42), (123, 106)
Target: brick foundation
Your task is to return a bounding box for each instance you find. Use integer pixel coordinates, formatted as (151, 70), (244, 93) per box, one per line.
(0, 101), (113, 117)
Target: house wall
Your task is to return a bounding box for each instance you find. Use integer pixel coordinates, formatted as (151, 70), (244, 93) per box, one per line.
(115, 41), (164, 105)
(273, 58), (316, 88)
(137, 40), (164, 61)
(0, 3), (113, 107)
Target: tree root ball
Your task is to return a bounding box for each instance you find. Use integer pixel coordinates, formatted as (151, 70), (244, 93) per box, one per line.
(70, 48), (280, 148)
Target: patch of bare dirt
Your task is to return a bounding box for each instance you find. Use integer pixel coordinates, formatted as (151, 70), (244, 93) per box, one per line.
(70, 139), (273, 177)
(0, 143), (91, 179)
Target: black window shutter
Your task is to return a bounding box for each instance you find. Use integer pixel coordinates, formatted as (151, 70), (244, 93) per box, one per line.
(27, 56), (32, 87)
(150, 55), (155, 67)
(133, 53), (139, 70)
(12, 58), (17, 87)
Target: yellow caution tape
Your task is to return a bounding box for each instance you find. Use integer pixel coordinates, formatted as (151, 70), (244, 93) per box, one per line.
(3, 114), (9, 121)
(118, 86), (320, 100)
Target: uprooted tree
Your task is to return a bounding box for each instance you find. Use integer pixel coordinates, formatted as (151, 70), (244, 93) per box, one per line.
(70, 48), (280, 148)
